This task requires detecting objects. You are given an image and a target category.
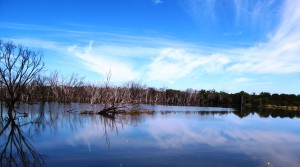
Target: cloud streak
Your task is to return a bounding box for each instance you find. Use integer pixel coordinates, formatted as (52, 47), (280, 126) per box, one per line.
(153, 0), (163, 5)
(228, 0), (300, 74)
(67, 41), (140, 82)
(1, 0), (300, 92)
(147, 48), (229, 82)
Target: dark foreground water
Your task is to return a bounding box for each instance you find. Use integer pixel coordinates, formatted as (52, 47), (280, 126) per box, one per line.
(1, 103), (300, 167)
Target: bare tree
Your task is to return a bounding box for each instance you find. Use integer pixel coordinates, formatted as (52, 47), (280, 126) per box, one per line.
(48, 71), (60, 101)
(0, 40), (44, 108)
(32, 75), (50, 103)
(84, 83), (100, 111)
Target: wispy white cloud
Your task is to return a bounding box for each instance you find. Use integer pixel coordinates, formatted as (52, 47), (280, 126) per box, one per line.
(183, 0), (217, 22)
(234, 0), (279, 26)
(2, 0), (300, 92)
(223, 31), (243, 36)
(183, 0), (281, 31)
(147, 48), (230, 83)
(67, 41), (141, 83)
(153, 0), (163, 5)
(2, 37), (64, 50)
(0, 22), (51, 31)
(0, 22), (93, 36)
(228, 0), (300, 74)
(234, 77), (251, 83)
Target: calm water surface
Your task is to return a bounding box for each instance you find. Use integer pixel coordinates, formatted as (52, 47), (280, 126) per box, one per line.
(1, 103), (300, 167)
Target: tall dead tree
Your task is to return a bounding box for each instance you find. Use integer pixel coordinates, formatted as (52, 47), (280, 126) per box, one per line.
(0, 40), (44, 108)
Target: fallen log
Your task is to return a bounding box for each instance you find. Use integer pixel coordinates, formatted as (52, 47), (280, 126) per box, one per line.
(80, 106), (122, 115)
(97, 106), (120, 114)
(80, 107), (154, 115)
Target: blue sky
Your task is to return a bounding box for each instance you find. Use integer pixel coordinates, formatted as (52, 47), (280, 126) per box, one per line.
(1, 0), (300, 94)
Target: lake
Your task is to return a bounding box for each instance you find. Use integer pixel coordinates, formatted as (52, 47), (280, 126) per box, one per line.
(1, 103), (300, 167)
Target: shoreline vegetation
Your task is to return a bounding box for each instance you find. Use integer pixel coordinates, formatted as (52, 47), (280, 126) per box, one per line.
(263, 105), (300, 111)
(1, 40), (300, 115)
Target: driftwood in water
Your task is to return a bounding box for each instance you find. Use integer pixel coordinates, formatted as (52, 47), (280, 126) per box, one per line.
(80, 105), (154, 115)
(79, 106), (119, 115)
(98, 106), (120, 114)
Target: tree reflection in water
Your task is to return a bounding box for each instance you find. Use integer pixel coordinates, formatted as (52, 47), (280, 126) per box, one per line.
(0, 102), (146, 166)
(234, 106), (300, 118)
(101, 114), (120, 148)
(0, 108), (44, 167)
(3, 103), (299, 166)
(85, 112), (144, 148)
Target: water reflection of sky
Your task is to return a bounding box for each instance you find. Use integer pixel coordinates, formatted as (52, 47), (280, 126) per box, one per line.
(2, 104), (300, 167)
(144, 114), (300, 166)
(44, 111), (300, 166)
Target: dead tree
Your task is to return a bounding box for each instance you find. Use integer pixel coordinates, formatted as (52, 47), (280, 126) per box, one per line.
(32, 75), (50, 103)
(60, 73), (84, 103)
(80, 71), (149, 115)
(97, 70), (125, 115)
(48, 71), (60, 102)
(84, 83), (100, 111)
(0, 40), (44, 109)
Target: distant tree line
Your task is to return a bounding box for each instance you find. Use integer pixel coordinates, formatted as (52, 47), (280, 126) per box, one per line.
(15, 80), (300, 108)
(1, 40), (300, 111)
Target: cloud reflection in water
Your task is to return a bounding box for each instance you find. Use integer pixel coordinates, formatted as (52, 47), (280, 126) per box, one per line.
(145, 114), (300, 166)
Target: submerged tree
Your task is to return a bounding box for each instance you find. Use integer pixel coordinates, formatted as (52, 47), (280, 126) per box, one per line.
(0, 40), (44, 108)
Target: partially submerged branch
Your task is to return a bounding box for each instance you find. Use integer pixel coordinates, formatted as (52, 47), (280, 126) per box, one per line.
(80, 104), (154, 115)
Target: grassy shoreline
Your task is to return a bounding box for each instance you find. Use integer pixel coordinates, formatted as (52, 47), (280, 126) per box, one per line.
(264, 104), (300, 111)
